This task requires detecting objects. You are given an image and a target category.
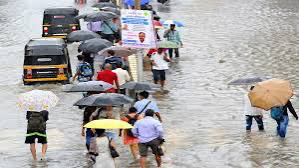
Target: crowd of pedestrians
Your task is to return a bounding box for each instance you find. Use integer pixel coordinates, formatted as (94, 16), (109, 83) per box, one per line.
(73, 6), (168, 165)
(23, 1), (179, 168)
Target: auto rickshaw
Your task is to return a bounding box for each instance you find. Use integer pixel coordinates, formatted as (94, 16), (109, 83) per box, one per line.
(23, 38), (72, 85)
(42, 7), (81, 38)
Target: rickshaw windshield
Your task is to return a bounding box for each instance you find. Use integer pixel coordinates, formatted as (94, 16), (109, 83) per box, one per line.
(43, 14), (78, 25)
(24, 55), (67, 66)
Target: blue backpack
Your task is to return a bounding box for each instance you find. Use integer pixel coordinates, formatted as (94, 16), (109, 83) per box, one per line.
(79, 63), (93, 78)
(271, 106), (284, 120)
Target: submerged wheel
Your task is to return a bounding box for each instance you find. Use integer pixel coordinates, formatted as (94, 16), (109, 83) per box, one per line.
(23, 81), (32, 85)
(61, 74), (71, 85)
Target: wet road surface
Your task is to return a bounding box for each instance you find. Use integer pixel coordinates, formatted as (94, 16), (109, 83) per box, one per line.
(1, 0), (299, 167)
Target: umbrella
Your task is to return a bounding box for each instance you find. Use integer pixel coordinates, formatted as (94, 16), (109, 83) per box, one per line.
(79, 38), (113, 53)
(124, 0), (150, 6)
(84, 119), (133, 129)
(157, 41), (180, 48)
(100, 7), (121, 15)
(121, 81), (160, 91)
(162, 20), (184, 27)
(74, 93), (133, 106)
(76, 13), (92, 20)
(153, 20), (163, 29)
(248, 79), (293, 110)
(63, 81), (113, 92)
(228, 77), (263, 85)
(17, 90), (59, 112)
(76, 11), (118, 22)
(66, 30), (101, 42)
(98, 46), (135, 57)
(92, 2), (117, 9)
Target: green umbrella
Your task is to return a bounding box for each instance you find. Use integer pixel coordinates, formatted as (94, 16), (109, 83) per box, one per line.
(157, 41), (179, 49)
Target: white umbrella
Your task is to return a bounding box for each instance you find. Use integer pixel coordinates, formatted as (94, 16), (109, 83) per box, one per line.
(98, 46), (136, 57)
(63, 81), (113, 92)
(17, 90), (59, 112)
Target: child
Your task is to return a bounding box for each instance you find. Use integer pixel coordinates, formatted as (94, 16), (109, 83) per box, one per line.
(244, 86), (264, 131)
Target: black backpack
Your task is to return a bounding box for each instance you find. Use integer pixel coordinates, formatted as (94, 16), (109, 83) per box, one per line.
(126, 114), (139, 137)
(27, 112), (46, 132)
(103, 57), (122, 70)
(158, 0), (168, 4)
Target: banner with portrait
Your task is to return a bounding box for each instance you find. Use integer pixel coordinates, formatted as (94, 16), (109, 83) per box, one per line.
(121, 9), (157, 49)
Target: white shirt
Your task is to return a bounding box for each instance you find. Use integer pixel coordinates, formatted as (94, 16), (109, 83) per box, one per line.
(112, 68), (130, 86)
(151, 52), (169, 70)
(244, 94), (263, 116)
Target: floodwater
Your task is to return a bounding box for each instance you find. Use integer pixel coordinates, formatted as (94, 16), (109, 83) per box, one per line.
(1, 0), (299, 167)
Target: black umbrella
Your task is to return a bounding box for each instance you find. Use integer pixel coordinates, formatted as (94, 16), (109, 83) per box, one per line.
(79, 38), (113, 53)
(63, 81), (113, 92)
(74, 93), (133, 106)
(76, 11), (118, 22)
(100, 7), (121, 15)
(76, 13), (90, 20)
(88, 11), (119, 22)
(228, 77), (263, 85)
(92, 2), (117, 9)
(120, 82), (160, 91)
(66, 30), (101, 42)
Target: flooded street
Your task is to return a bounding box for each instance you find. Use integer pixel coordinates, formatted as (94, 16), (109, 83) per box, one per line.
(1, 0), (299, 167)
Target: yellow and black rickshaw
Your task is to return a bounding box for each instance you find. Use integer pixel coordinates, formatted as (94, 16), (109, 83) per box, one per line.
(42, 7), (80, 38)
(23, 38), (72, 85)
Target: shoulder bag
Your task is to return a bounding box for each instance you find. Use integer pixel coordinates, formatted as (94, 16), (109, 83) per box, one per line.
(107, 137), (120, 158)
(103, 21), (121, 40)
(138, 101), (151, 114)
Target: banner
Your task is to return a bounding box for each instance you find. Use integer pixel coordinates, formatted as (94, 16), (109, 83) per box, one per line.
(121, 9), (157, 49)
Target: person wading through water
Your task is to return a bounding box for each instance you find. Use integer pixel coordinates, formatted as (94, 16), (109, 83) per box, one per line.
(25, 110), (49, 160)
(121, 107), (143, 160)
(134, 91), (162, 122)
(132, 109), (164, 168)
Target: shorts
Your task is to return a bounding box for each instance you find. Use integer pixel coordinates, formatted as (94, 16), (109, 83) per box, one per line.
(152, 69), (166, 81)
(106, 132), (117, 140)
(138, 138), (163, 157)
(25, 134), (47, 144)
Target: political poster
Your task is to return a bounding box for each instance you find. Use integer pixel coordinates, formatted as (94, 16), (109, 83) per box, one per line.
(121, 9), (157, 49)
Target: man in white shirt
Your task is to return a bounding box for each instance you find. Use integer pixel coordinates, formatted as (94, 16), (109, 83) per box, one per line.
(113, 64), (131, 94)
(150, 48), (171, 88)
(244, 86), (264, 131)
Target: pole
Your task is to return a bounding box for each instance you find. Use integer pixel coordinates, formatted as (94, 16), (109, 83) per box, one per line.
(135, 0), (141, 10)
(134, 0), (144, 82)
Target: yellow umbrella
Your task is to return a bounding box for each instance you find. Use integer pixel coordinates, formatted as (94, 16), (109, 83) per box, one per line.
(84, 119), (133, 129)
(248, 79), (293, 110)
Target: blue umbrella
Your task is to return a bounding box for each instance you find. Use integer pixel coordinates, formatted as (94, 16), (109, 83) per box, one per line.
(124, 0), (150, 6)
(228, 77), (263, 85)
(162, 20), (184, 28)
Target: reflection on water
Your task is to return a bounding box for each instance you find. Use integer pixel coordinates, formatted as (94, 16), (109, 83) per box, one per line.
(1, 0), (299, 167)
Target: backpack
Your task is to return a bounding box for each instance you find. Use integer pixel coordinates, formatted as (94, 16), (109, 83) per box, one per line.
(126, 114), (139, 137)
(158, 0), (168, 4)
(271, 106), (284, 120)
(79, 62), (93, 78)
(27, 112), (46, 132)
(103, 57), (122, 70)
